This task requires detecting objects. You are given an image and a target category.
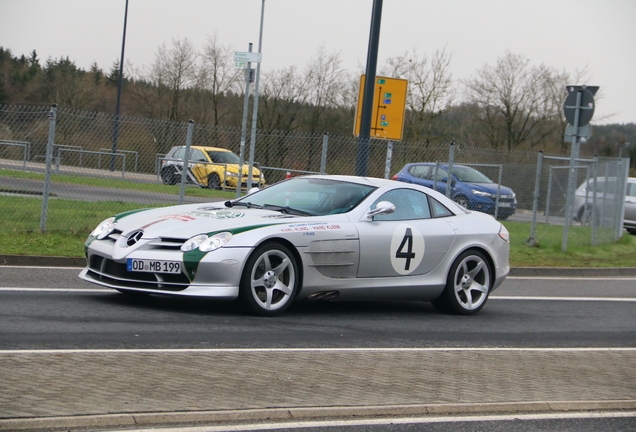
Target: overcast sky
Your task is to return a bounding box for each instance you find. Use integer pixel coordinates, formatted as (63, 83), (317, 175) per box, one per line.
(1, 0), (634, 125)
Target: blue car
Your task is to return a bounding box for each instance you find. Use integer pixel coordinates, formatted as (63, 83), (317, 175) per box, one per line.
(393, 163), (517, 220)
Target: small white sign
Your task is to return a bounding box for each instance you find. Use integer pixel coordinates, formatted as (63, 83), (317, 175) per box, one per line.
(234, 51), (261, 63)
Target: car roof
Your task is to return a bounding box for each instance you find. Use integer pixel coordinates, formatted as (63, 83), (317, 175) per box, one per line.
(405, 163), (471, 169)
(171, 146), (232, 152)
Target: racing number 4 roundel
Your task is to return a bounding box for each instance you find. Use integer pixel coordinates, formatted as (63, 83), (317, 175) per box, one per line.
(390, 224), (425, 275)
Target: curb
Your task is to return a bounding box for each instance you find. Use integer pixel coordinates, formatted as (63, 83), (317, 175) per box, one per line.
(509, 267), (636, 277)
(1, 400), (635, 431)
(0, 254), (86, 267)
(3, 255), (636, 277)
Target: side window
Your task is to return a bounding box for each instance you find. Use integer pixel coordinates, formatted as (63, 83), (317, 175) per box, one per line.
(172, 148), (184, 160)
(372, 189), (431, 221)
(408, 165), (430, 179)
(430, 166), (448, 182)
(430, 197), (453, 218)
(190, 149), (207, 162)
(628, 183), (636, 197)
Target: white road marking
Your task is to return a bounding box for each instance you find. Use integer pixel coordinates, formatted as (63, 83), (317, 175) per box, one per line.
(0, 288), (111, 292)
(2, 347), (635, 355)
(491, 295), (636, 302)
(508, 276), (636, 280)
(110, 411), (636, 432)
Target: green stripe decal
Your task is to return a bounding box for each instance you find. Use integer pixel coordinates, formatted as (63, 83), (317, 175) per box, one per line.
(183, 223), (285, 281)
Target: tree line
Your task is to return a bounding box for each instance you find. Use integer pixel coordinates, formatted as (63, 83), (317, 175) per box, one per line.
(0, 37), (634, 168)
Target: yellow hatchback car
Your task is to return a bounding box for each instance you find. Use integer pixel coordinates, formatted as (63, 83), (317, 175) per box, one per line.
(161, 146), (265, 190)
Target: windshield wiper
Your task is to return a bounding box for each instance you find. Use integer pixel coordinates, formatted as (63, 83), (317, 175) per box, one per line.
(224, 201), (263, 209)
(263, 204), (313, 216)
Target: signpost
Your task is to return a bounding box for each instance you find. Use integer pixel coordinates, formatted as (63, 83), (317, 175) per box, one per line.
(234, 51), (261, 69)
(562, 85), (599, 251)
(354, 75), (408, 141)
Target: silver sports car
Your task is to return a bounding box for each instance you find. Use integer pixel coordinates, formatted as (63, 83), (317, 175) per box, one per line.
(80, 175), (510, 316)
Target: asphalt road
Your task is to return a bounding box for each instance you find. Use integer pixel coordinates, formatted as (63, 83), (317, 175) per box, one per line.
(1, 267), (634, 350)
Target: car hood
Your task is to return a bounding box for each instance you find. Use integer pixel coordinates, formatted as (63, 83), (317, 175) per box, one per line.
(222, 164), (261, 176)
(465, 182), (515, 196)
(110, 203), (298, 240)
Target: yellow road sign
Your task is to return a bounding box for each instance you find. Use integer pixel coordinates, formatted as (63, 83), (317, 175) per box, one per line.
(354, 75), (408, 141)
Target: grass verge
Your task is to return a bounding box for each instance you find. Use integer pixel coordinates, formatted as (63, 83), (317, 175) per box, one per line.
(1, 195), (635, 267)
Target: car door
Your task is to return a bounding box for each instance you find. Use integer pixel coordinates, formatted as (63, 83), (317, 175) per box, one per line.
(189, 149), (210, 184)
(625, 181), (636, 224)
(356, 188), (456, 278)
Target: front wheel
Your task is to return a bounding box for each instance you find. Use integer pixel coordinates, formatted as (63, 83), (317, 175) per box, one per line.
(239, 243), (299, 316)
(454, 195), (470, 209)
(432, 249), (492, 315)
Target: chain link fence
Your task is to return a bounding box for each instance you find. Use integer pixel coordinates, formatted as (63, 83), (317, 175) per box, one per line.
(0, 104), (629, 249)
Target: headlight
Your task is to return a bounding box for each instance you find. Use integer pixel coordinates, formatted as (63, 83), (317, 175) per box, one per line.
(181, 232), (232, 252)
(181, 234), (208, 252)
(260, 173), (265, 181)
(199, 232), (233, 252)
(226, 172), (239, 178)
(91, 217), (116, 239)
(473, 190), (494, 198)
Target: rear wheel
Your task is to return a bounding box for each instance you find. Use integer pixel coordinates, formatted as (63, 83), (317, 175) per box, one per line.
(161, 166), (179, 185)
(627, 228), (636, 235)
(239, 242), (299, 316)
(208, 173), (221, 190)
(432, 249), (492, 315)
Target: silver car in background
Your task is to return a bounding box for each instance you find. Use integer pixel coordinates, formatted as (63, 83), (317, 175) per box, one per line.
(574, 177), (636, 235)
(80, 175), (510, 316)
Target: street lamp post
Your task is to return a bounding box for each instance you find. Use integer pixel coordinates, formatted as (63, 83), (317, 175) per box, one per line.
(111, 0), (129, 171)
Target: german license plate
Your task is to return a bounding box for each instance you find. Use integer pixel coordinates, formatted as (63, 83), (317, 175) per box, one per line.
(127, 258), (181, 274)
(497, 202), (512, 208)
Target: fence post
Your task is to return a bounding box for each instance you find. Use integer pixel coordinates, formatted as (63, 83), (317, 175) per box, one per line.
(494, 163), (503, 220)
(320, 132), (329, 175)
(179, 120), (194, 205)
(40, 104), (56, 231)
(616, 159), (628, 240)
(528, 151), (543, 246)
(591, 158), (598, 245)
(384, 141), (393, 179)
(445, 142), (455, 198)
(545, 164), (553, 224)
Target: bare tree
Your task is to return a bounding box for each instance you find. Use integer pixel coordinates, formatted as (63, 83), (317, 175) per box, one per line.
(303, 45), (347, 133)
(132, 37), (198, 123)
(381, 47), (456, 143)
(259, 65), (310, 132)
(464, 51), (557, 151)
(199, 33), (242, 126)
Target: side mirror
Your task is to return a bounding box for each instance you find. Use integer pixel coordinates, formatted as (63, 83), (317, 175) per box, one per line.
(365, 201), (396, 220)
(246, 187), (260, 196)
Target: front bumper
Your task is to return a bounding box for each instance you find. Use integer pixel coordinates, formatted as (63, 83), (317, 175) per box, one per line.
(80, 240), (251, 298)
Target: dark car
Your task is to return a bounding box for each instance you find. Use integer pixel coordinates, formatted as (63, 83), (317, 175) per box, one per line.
(393, 163), (517, 220)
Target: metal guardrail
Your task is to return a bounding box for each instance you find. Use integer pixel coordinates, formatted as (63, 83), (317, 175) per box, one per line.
(0, 140), (30, 168)
(99, 148), (139, 172)
(56, 149), (127, 179)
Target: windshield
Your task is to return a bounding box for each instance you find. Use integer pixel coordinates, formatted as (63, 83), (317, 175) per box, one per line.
(451, 166), (493, 183)
(206, 150), (240, 164)
(237, 177), (376, 216)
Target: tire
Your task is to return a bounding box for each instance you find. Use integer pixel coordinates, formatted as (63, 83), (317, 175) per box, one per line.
(239, 242), (299, 316)
(454, 195), (470, 209)
(578, 205), (598, 226)
(208, 173), (221, 190)
(627, 228), (636, 235)
(161, 166), (179, 185)
(432, 249), (492, 315)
